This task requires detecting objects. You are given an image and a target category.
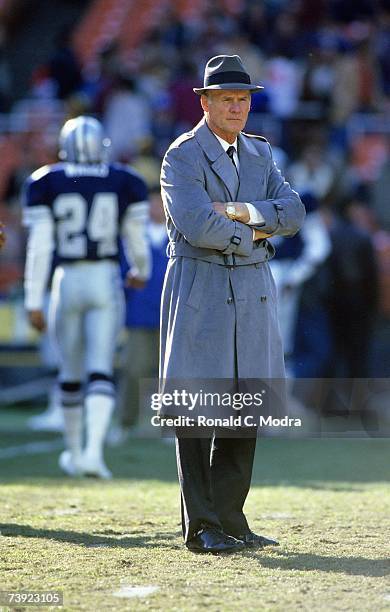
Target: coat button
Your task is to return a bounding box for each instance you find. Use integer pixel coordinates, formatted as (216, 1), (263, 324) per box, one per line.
(260, 295), (267, 302)
(227, 297), (233, 304)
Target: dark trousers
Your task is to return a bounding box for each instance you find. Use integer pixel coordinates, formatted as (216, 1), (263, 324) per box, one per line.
(175, 427), (257, 542)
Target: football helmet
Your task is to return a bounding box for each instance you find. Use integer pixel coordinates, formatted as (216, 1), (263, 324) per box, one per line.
(58, 115), (110, 163)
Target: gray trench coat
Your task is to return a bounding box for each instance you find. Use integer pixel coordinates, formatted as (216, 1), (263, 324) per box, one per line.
(160, 118), (305, 380)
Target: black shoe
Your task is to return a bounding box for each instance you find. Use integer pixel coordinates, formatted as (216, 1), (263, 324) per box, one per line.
(238, 532), (280, 548)
(186, 527), (245, 554)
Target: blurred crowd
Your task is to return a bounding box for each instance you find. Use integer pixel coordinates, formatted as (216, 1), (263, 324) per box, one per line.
(0, 0), (389, 379)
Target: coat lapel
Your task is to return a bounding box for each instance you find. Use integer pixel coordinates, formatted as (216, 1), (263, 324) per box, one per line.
(194, 119), (238, 200)
(236, 133), (267, 202)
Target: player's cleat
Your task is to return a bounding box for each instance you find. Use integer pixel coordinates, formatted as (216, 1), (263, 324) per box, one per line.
(58, 450), (82, 477)
(80, 455), (112, 480)
(28, 404), (64, 432)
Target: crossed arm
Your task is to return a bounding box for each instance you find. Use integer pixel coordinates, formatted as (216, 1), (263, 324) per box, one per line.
(162, 148), (305, 259)
(211, 202), (273, 240)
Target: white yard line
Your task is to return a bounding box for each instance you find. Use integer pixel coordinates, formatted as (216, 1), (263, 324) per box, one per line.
(113, 586), (159, 599)
(0, 439), (63, 459)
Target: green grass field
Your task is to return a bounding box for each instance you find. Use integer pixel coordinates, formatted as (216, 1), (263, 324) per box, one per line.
(0, 406), (389, 611)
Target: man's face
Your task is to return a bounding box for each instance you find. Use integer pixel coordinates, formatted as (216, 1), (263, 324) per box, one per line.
(201, 89), (251, 143)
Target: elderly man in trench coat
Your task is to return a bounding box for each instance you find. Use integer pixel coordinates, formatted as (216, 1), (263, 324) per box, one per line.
(160, 55), (305, 553)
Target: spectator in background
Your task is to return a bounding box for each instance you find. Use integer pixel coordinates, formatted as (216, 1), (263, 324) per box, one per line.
(330, 45), (359, 129)
(354, 36), (383, 112)
(260, 126), (289, 174)
(288, 143), (335, 200)
(149, 91), (176, 160)
(269, 193), (331, 367)
(170, 60), (203, 135)
(370, 140), (390, 232)
(0, 25), (12, 112)
(266, 10), (304, 59)
(264, 49), (302, 119)
(116, 187), (168, 435)
(131, 139), (162, 191)
(0, 222), (5, 250)
(48, 27), (83, 101)
(301, 32), (339, 119)
(329, 0), (376, 22)
(198, 5), (237, 48)
(323, 197), (379, 378)
(158, 6), (194, 51)
(87, 42), (123, 116)
(0, 205), (24, 297)
(329, 33), (383, 146)
(104, 72), (152, 161)
(375, 4), (390, 98)
(354, 172), (390, 378)
(239, 3), (269, 51)
(137, 29), (177, 100)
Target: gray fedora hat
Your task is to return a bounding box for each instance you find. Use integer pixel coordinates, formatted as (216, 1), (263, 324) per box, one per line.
(193, 54), (263, 94)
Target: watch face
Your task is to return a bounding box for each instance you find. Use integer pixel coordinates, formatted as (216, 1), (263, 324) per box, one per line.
(227, 205), (235, 216)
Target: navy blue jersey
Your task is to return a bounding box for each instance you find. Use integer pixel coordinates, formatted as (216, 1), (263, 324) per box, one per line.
(22, 162), (148, 262)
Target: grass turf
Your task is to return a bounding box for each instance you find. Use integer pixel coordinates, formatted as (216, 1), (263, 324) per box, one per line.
(0, 407), (389, 611)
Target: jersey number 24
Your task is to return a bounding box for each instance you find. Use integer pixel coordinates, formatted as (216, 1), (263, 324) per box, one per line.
(53, 192), (118, 258)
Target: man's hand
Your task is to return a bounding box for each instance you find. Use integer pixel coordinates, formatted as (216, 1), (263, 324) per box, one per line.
(212, 202), (250, 223)
(125, 271), (147, 289)
(253, 229), (273, 241)
(212, 203), (272, 239)
(28, 310), (46, 332)
(232, 202), (250, 223)
(0, 222), (6, 250)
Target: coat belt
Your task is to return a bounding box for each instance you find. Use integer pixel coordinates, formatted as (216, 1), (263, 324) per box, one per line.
(167, 240), (274, 266)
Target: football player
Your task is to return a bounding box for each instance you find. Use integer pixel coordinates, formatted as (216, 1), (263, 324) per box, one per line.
(23, 116), (151, 478)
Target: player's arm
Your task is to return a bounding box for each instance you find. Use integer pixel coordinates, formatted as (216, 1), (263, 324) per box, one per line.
(22, 181), (55, 332)
(121, 199), (152, 289)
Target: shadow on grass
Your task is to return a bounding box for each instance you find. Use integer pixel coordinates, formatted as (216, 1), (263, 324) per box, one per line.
(252, 549), (390, 578)
(0, 523), (181, 549)
(2, 523), (388, 578)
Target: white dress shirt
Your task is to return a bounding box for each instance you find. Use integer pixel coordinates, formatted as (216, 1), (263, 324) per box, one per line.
(214, 133), (265, 226)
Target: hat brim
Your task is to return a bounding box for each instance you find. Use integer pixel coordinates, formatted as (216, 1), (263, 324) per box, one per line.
(193, 84), (264, 94)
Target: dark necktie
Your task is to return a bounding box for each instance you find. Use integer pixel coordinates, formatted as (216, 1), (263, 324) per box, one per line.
(226, 145), (239, 176)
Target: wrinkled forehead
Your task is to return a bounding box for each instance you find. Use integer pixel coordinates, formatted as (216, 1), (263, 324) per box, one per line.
(204, 89), (251, 100)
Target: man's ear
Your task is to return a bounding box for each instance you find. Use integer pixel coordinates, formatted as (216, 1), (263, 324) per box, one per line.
(200, 94), (209, 113)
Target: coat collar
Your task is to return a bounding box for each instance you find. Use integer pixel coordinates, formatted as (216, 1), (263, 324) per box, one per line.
(194, 118), (267, 200)
(194, 118), (238, 199)
(236, 131), (267, 200)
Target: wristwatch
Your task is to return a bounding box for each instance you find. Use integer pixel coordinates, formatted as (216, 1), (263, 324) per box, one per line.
(226, 203), (236, 220)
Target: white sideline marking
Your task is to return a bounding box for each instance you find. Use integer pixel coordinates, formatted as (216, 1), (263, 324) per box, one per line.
(262, 512), (294, 520)
(113, 586), (159, 599)
(0, 440), (63, 459)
